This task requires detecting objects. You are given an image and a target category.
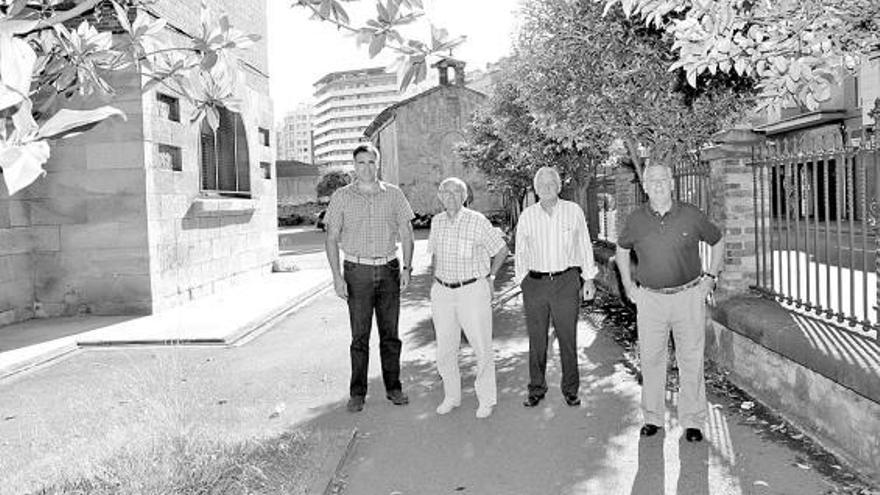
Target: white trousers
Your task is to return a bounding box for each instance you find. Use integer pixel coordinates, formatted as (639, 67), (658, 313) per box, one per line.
(430, 278), (497, 407)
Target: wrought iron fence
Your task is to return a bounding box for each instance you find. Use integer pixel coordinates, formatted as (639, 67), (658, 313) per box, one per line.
(673, 160), (712, 272)
(750, 126), (878, 338)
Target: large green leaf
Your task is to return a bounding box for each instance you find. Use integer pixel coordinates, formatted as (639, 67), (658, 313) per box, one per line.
(36, 106), (126, 140)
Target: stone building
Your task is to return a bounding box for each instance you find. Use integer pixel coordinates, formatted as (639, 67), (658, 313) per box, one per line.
(363, 59), (502, 215)
(0, 0), (276, 326)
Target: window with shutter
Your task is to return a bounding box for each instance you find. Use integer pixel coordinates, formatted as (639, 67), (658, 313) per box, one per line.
(199, 106), (251, 196)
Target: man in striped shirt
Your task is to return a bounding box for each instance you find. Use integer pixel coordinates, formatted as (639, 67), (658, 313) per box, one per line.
(429, 177), (509, 419)
(324, 143), (415, 413)
(515, 167), (598, 408)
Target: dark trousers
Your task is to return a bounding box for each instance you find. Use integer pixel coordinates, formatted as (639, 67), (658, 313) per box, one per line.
(521, 268), (582, 397)
(344, 259), (403, 398)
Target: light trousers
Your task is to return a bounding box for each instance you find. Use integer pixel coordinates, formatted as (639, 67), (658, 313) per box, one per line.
(634, 284), (707, 429)
(430, 278), (497, 407)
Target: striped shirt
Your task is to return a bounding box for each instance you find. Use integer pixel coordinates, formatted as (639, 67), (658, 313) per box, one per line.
(325, 181), (415, 257)
(514, 199), (598, 283)
(429, 208), (506, 282)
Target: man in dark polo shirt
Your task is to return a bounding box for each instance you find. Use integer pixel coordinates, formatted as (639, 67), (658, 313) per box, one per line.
(615, 163), (724, 442)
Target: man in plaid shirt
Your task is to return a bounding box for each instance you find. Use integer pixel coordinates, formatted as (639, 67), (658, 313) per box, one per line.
(324, 143), (415, 413)
(429, 177), (509, 419)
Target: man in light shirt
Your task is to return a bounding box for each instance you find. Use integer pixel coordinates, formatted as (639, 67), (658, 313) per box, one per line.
(324, 143), (415, 413)
(430, 177), (509, 419)
(515, 167), (598, 408)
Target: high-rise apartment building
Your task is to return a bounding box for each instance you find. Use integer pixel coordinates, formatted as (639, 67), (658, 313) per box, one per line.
(276, 103), (313, 163)
(312, 67), (401, 169)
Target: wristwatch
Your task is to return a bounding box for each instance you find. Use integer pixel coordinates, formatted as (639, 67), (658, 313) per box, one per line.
(402, 266), (411, 272)
(702, 272), (718, 281)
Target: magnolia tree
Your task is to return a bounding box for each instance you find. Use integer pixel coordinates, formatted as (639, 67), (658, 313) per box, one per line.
(0, 0), (462, 196)
(596, 0), (880, 111)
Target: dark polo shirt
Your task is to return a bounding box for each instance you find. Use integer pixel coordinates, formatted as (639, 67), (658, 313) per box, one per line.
(618, 201), (722, 289)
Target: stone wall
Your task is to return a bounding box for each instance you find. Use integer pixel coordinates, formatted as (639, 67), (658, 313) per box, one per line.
(381, 86), (502, 215)
(0, 0), (275, 325)
(1, 71), (151, 320)
(142, 16), (276, 313)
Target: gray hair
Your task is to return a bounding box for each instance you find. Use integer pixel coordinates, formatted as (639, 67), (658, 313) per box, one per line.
(438, 177), (468, 201)
(533, 166), (562, 189)
(643, 163), (673, 181)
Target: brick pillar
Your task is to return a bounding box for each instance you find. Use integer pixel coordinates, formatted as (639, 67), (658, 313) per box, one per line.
(701, 128), (766, 300)
(613, 165), (638, 238)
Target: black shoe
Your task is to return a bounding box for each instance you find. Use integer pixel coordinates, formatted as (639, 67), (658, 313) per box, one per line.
(522, 394), (545, 407)
(640, 424), (660, 437)
(347, 396), (365, 413)
(563, 393), (581, 406)
(386, 389), (409, 406)
(685, 428), (703, 442)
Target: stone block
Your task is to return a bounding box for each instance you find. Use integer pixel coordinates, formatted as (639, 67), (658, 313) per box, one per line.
(86, 195), (148, 223)
(0, 228), (33, 255)
(47, 169), (145, 197)
(28, 196), (89, 225)
(85, 142), (145, 170)
(30, 226), (61, 252)
(60, 221), (149, 250)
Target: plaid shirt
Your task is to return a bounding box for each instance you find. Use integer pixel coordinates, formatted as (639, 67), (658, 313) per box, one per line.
(325, 181), (414, 257)
(429, 208), (506, 282)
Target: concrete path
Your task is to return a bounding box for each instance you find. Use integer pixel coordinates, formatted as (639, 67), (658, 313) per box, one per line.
(338, 284), (840, 495)
(0, 237), (867, 494)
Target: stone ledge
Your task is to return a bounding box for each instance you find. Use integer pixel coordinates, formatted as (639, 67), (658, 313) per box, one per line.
(188, 197), (256, 217)
(712, 295), (880, 405)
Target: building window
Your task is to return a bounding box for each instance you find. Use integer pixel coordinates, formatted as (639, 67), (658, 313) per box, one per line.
(259, 127), (270, 146)
(200, 106), (251, 196)
(157, 144), (182, 171)
(260, 161), (272, 179)
(156, 93), (180, 122)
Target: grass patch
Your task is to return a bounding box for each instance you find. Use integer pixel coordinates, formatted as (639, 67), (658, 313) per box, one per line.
(29, 427), (347, 495)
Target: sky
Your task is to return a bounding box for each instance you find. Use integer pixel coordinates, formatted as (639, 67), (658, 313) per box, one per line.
(266, 0), (522, 123)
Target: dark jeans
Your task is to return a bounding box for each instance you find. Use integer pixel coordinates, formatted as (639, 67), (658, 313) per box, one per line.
(344, 259), (403, 398)
(521, 268), (582, 397)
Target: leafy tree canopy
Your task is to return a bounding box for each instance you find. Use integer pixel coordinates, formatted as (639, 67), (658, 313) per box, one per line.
(316, 168), (352, 198)
(514, 0), (754, 179)
(596, 0), (880, 111)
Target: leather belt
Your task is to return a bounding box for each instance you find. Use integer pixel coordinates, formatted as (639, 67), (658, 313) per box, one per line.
(344, 253), (396, 266)
(641, 276), (702, 295)
(435, 277), (479, 289)
(528, 267), (577, 280)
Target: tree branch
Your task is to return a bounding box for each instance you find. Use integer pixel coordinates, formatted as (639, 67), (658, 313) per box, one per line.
(29, 0), (104, 33)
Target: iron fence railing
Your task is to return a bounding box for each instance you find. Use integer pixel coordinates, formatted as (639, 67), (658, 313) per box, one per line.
(750, 126), (878, 338)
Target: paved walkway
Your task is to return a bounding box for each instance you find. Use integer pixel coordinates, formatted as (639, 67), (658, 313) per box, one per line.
(0, 238), (871, 494)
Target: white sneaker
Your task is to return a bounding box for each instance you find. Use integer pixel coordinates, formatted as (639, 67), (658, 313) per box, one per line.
(475, 404), (494, 419)
(436, 400), (460, 415)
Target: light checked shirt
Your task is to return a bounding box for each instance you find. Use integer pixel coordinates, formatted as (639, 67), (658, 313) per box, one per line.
(514, 199), (598, 284)
(429, 207), (506, 283)
(325, 180), (415, 258)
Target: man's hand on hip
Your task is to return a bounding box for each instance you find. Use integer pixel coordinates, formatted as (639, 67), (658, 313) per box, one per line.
(582, 279), (596, 301)
(333, 276), (348, 300)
